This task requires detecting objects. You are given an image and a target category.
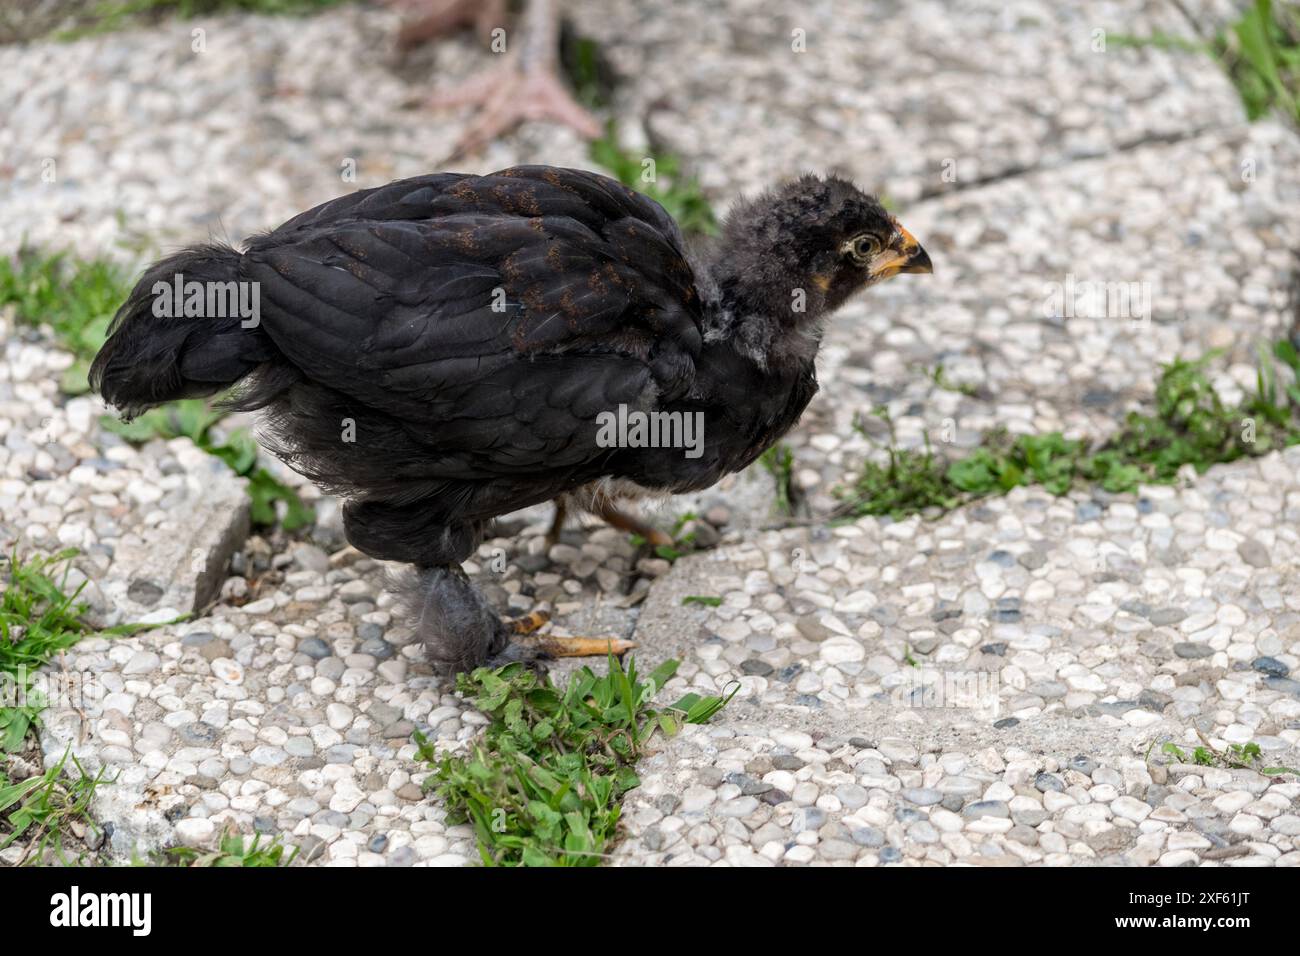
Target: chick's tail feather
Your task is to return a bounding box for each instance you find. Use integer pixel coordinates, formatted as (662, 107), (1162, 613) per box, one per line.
(89, 243), (281, 418)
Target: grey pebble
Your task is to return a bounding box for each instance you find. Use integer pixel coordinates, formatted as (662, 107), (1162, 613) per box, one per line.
(1237, 538), (1271, 568)
(358, 636), (394, 659)
(901, 787), (943, 806)
(1150, 607), (1187, 626)
(1068, 755), (1097, 776)
(793, 807), (827, 831)
(851, 826), (885, 847)
(1253, 657), (1289, 678)
(178, 722), (218, 744)
(387, 846), (417, 867)
(298, 637), (331, 660)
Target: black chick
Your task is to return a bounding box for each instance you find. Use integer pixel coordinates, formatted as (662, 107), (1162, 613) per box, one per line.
(90, 166), (931, 675)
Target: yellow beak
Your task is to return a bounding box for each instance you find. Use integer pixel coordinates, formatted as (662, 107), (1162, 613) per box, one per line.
(868, 225), (933, 280)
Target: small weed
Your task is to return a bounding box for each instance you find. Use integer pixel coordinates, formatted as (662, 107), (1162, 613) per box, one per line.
(0, 550), (96, 752)
(1218, 0), (1300, 123)
(1150, 735), (1299, 778)
(1114, 0), (1300, 126)
(162, 828), (299, 867)
(927, 362), (979, 396)
(632, 510), (701, 562)
(0, 249), (131, 394)
(562, 33), (717, 237)
(760, 442), (797, 516)
(841, 344), (1300, 519)
(560, 27), (617, 112)
(682, 595), (723, 607)
(58, 0), (349, 40)
(841, 407), (961, 519)
(418, 656), (737, 865)
(589, 123), (718, 237)
(1, 549), (178, 753)
(0, 747), (113, 865)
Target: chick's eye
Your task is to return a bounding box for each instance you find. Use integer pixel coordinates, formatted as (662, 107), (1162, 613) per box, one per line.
(849, 235), (882, 262)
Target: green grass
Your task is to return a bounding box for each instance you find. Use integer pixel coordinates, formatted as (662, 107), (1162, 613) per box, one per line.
(0, 551), (95, 753)
(842, 410), (961, 519)
(417, 656), (737, 866)
(1147, 737), (1299, 779)
(759, 443), (797, 516)
(629, 510), (703, 562)
(0, 550), (310, 866)
(57, 0), (350, 40)
(1, 248), (311, 530)
(840, 342), (1300, 519)
(1114, 0), (1300, 125)
(1, 549), (177, 753)
(589, 124), (719, 238)
(0, 249), (129, 395)
(160, 829), (299, 866)
(1218, 0), (1300, 123)
(560, 28), (717, 236)
(0, 747), (112, 866)
(926, 362), (980, 397)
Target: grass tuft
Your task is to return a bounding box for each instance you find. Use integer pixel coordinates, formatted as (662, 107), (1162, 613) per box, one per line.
(629, 510), (703, 562)
(417, 656), (736, 866)
(589, 124), (718, 238)
(0, 747), (112, 865)
(1147, 734), (1299, 779)
(840, 343), (1300, 519)
(1114, 0), (1300, 126)
(0, 550), (186, 862)
(57, 0), (349, 40)
(161, 828), (299, 866)
(759, 443), (797, 516)
(0, 550), (96, 753)
(1, 549), (178, 753)
(0, 248), (130, 395)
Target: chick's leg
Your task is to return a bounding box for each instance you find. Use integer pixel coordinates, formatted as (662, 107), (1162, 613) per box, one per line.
(419, 0), (600, 158)
(405, 567), (632, 676)
(393, 0), (507, 51)
(593, 499), (674, 548)
(545, 495), (569, 547)
(507, 610), (634, 659)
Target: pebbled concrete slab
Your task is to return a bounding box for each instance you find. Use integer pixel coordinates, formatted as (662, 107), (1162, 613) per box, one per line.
(612, 446), (1300, 865)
